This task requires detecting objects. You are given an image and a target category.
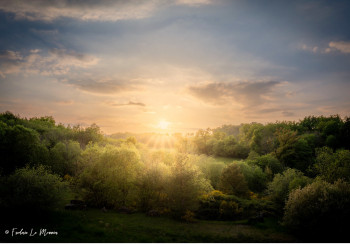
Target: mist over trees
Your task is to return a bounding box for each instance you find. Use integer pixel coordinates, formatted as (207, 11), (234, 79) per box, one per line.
(1, 111), (350, 241)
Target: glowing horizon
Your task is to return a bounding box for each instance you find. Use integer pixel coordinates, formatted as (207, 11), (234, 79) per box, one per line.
(0, 1), (350, 134)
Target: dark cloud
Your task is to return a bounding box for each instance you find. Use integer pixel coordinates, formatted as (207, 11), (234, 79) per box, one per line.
(0, 50), (22, 60)
(187, 80), (283, 107)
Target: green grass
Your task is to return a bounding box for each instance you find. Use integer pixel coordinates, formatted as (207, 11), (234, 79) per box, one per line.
(213, 156), (244, 165)
(1, 209), (297, 243)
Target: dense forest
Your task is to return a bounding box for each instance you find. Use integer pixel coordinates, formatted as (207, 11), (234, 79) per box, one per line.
(1, 111), (350, 242)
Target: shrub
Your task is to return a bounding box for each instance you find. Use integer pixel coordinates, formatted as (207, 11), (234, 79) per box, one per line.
(234, 161), (268, 193)
(197, 190), (276, 220)
(78, 144), (142, 208)
(181, 210), (196, 222)
(2, 165), (69, 211)
(135, 161), (170, 211)
(247, 154), (284, 177)
(190, 154), (226, 189)
(283, 180), (350, 240)
(165, 154), (213, 217)
(313, 147), (350, 183)
(219, 200), (243, 220)
(267, 168), (312, 206)
(219, 163), (250, 197)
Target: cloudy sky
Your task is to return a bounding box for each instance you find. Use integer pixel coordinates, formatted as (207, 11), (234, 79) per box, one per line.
(0, 0), (350, 133)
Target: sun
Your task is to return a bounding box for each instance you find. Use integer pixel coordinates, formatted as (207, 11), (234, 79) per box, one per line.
(157, 120), (170, 130)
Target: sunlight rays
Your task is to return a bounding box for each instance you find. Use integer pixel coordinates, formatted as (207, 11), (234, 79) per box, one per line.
(144, 133), (176, 149)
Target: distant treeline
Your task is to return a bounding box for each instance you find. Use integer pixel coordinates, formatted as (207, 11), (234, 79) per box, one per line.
(187, 115), (350, 172)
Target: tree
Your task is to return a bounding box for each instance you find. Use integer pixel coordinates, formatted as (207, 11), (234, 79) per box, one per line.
(78, 144), (142, 208)
(166, 154), (213, 217)
(0, 122), (49, 175)
(234, 161), (268, 193)
(2, 165), (69, 211)
(136, 161), (169, 211)
(73, 123), (103, 148)
(283, 180), (350, 241)
(49, 140), (81, 176)
(219, 163), (249, 197)
(267, 168), (312, 206)
(274, 128), (313, 172)
(193, 128), (212, 155)
(313, 147), (350, 183)
(247, 154), (284, 178)
(190, 154), (226, 189)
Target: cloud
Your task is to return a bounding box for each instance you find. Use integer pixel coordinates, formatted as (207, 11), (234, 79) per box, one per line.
(63, 77), (142, 95)
(0, 49), (98, 77)
(329, 41), (350, 54)
(55, 100), (74, 105)
(281, 111), (295, 117)
(110, 101), (146, 107)
(187, 80), (284, 107)
(0, 0), (158, 22)
(300, 41), (350, 54)
(0, 0), (213, 22)
(176, 0), (212, 6)
(0, 50), (23, 60)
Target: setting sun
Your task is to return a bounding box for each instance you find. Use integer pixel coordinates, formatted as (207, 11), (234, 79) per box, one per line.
(157, 120), (170, 130)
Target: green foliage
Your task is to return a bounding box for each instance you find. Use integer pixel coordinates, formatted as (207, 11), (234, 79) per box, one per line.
(0, 121), (49, 174)
(283, 180), (350, 239)
(340, 117), (350, 149)
(198, 190), (276, 221)
(135, 160), (170, 211)
(313, 147), (350, 182)
(49, 140), (82, 176)
(267, 168), (312, 206)
(78, 144), (142, 208)
(247, 154), (284, 179)
(73, 124), (104, 148)
(190, 154), (226, 189)
(219, 163), (250, 197)
(166, 153), (213, 217)
(234, 161), (268, 193)
(219, 200), (243, 220)
(274, 128), (314, 172)
(193, 128), (212, 155)
(2, 165), (69, 211)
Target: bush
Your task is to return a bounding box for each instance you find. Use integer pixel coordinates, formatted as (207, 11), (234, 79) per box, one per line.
(267, 168), (312, 206)
(197, 190), (276, 220)
(190, 154), (226, 189)
(247, 154), (284, 178)
(78, 144), (142, 208)
(283, 180), (350, 241)
(234, 161), (268, 193)
(165, 154), (213, 217)
(49, 140), (81, 176)
(135, 161), (170, 211)
(219, 163), (250, 197)
(313, 147), (350, 183)
(0, 122), (49, 175)
(2, 165), (69, 211)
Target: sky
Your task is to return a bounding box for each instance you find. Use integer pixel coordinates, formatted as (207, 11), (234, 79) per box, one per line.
(0, 0), (350, 134)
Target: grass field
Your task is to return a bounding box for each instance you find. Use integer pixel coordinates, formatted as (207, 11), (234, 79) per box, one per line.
(1, 208), (297, 243)
(213, 156), (243, 165)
